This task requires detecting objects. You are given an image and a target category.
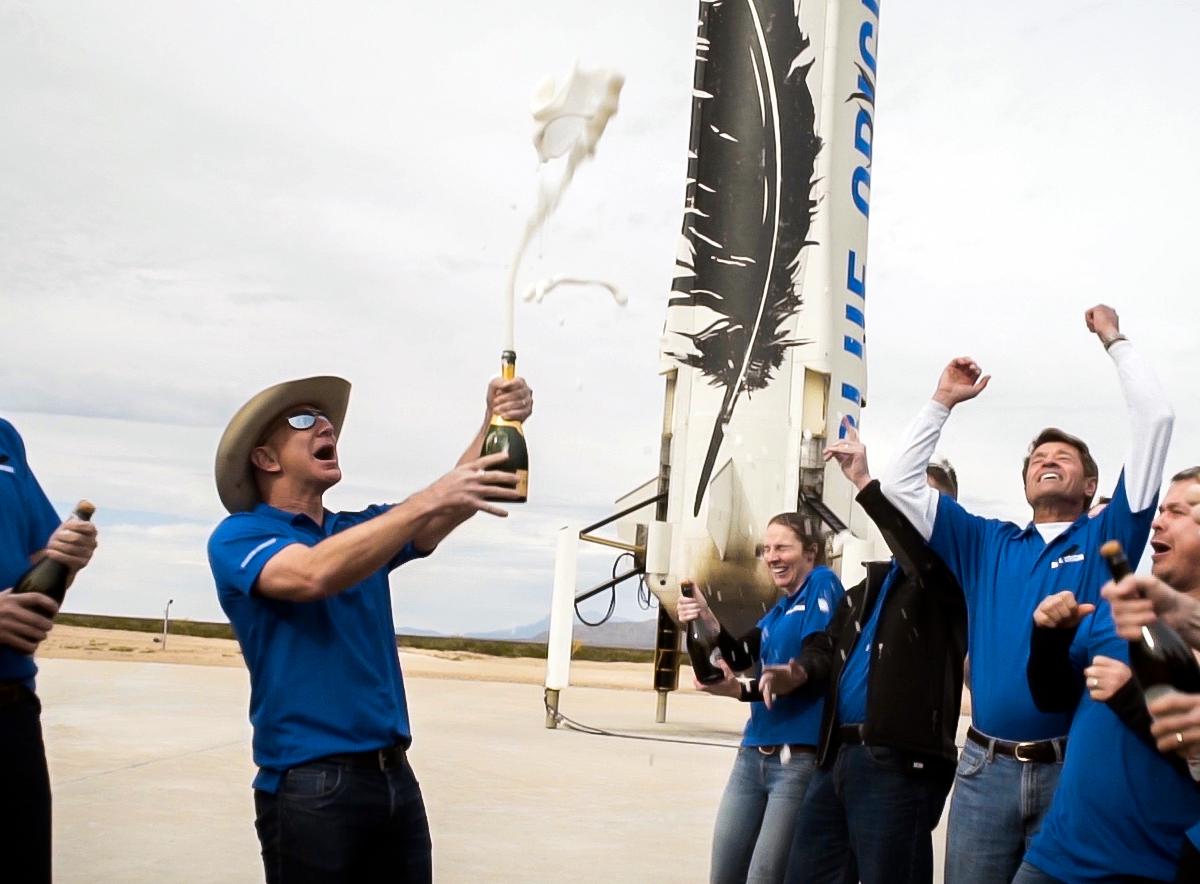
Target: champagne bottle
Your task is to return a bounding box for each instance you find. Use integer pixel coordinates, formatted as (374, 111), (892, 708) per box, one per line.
(1101, 540), (1200, 701)
(681, 580), (726, 685)
(481, 350), (528, 503)
(14, 501), (96, 607)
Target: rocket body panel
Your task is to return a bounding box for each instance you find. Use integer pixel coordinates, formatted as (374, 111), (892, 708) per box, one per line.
(654, 0), (884, 620)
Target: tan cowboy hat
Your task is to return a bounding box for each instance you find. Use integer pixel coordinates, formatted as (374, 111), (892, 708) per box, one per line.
(214, 376), (351, 513)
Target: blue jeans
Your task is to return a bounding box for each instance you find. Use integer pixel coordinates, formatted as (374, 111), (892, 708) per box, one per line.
(785, 744), (953, 884)
(254, 755), (432, 883)
(711, 746), (817, 884)
(944, 737), (1062, 884)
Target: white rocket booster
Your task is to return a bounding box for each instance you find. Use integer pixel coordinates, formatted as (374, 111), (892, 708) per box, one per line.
(643, 0), (885, 632)
(542, 0), (885, 719)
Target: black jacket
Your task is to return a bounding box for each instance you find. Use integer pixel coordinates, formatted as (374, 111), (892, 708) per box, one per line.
(798, 480), (967, 768)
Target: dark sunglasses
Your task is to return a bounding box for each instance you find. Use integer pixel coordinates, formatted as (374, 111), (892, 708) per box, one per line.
(285, 410), (328, 431)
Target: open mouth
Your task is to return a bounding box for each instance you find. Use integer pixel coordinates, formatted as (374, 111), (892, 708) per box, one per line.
(1038, 471), (1062, 484)
(313, 442), (337, 462)
(1151, 540), (1171, 556)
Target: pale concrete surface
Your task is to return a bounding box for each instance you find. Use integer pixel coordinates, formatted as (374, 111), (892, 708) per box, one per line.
(38, 658), (956, 882)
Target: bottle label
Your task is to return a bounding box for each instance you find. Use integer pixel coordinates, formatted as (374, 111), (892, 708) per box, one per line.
(490, 415), (525, 429)
(515, 469), (529, 498)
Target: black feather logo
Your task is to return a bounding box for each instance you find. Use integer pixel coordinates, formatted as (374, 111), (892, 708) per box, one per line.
(667, 0), (822, 516)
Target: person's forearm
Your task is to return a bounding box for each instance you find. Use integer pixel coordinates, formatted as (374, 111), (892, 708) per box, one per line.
(796, 644), (831, 692)
(455, 411), (491, 468)
(260, 493), (440, 600)
(1110, 340), (1174, 511)
(412, 414), (492, 551)
(879, 401), (949, 540)
(857, 480), (948, 587)
(1026, 623), (1084, 713)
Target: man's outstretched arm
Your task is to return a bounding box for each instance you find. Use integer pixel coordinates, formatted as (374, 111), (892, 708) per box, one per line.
(1086, 305), (1174, 512)
(878, 357), (990, 540)
(252, 453), (521, 602)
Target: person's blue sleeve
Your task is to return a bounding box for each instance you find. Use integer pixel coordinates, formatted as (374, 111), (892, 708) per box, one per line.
(353, 504), (432, 571)
(1096, 470), (1157, 572)
(390, 541), (430, 570)
(6, 425), (61, 555)
(1084, 604), (1129, 664)
(1069, 604), (1127, 671)
(1067, 620), (1091, 673)
(807, 570), (844, 635)
(928, 494), (990, 602)
(208, 515), (298, 597)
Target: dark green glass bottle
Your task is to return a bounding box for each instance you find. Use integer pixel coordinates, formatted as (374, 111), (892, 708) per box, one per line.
(14, 500), (95, 606)
(481, 350), (528, 503)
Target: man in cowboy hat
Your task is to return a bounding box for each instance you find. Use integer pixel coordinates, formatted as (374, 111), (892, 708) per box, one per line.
(207, 371), (532, 883)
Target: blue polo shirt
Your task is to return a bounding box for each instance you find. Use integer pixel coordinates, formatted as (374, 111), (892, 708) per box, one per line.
(209, 503), (426, 792)
(0, 420), (62, 688)
(1025, 605), (1200, 882)
(929, 472), (1154, 741)
(742, 565), (843, 748)
(836, 561), (900, 726)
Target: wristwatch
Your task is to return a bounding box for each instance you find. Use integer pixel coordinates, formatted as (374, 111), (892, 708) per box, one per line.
(1102, 333), (1129, 350)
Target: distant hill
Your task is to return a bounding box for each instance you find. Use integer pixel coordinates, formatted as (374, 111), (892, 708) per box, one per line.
(392, 626), (445, 638)
(536, 617), (657, 649)
(397, 615), (658, 650)
(466, 616), (551, 641)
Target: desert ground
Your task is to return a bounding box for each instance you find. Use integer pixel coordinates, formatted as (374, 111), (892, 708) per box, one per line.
(37, 627), (953, 882)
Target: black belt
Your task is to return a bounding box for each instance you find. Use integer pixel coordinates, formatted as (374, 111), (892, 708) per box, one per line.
(322, 743), (408, 771)
(967, 726), (1065, 763)
(755, 744), (816, 756)
(837, 724), (865, 746)
(0, 681), (31, 707)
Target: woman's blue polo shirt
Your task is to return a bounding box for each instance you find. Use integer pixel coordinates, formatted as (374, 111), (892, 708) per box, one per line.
(208, 502), (426, 792)
(741, 565), (843, 747)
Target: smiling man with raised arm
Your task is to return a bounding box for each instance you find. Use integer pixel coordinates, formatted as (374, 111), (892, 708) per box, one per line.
(208, 372), (532, 884)
(878, 305), (1174, 884)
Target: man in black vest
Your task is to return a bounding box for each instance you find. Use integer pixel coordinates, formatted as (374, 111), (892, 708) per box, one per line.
(778, 425), (966, 884)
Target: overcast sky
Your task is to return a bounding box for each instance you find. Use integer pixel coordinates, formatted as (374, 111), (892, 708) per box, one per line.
(2, 0), (1197, 634)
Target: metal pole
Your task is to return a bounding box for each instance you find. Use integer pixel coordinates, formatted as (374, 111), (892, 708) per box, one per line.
(544, 526), (577, 728)
(161, 599), (173, 650)
(544, 688), (560, 729)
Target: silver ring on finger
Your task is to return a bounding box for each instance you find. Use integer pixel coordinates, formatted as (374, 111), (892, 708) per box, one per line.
(1087, 677), (1099, 689)
(1178, 732), (1186, 745)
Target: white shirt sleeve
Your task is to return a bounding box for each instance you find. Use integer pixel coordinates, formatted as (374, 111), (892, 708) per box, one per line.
(1109, 339), (1174, 511)
(878, 400), (951, 540)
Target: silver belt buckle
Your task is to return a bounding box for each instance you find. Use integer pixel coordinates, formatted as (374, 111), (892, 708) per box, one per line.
(1012, 741), (1039, 763)
(757, 745), (779, 756)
